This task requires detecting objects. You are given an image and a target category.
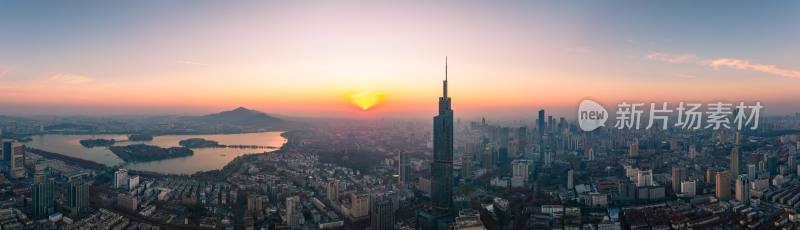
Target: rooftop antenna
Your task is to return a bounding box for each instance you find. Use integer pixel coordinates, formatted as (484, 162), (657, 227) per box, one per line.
(443, 56), (448, 97)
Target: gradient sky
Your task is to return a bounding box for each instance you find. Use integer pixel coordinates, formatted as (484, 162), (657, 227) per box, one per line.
(1, 1), (799, 119)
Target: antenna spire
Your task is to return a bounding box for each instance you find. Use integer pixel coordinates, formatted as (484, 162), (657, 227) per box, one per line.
(443, 56), (448, 98)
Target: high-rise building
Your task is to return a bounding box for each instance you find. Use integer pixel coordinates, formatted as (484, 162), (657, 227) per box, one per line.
(618, 181), (636, 200)
(797, 164), (800, 177)
(629, 140), (639, 158)
(747, 164), (757, 180)
(511, 160), (530, 180)
(735, 132), (742, 145)
(398, 151), (412, 185)
(480, 147), (494, 170)
(567, 169), (575, 190)
(350, 193), (370, 219)
(680, 180), (697, 197)
(114, 168), (129, 189)
(715, 170), (731, 200)
(431, 58), (454, 213)
(286, 196), (303, 229)
(537, 109), (545, 161)
(735, 175), (750, 204)
(31, 170), (55, 218)
(766, 154), (778, 176)
(637, 169), (653, 187)
(128, 175), (140, 191)
(537, 110), (545, 138)
(624, 165), (639, 179)
(706, 168), (715, 184)
(543, 151), (553, 168)
(326, 180), (339, 203)
(117, 193), (138, 211)
(68, 180), (90, 218)
(460, 152), (473, 179)
(730, 145), (742, 182)
(511, 160), (531, 187)
(584, 141), (595, 161)
(496, 147), (508, 167)
(370, 193), (397, 230)
(498, 127), (509, 152)
(671, 166), (687, 192)
(247, 194), (264, 212)
(4, 141), (26, 179)
(515, 126), (528, 157)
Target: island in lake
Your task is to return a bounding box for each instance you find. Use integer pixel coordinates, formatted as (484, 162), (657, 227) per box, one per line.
(79, 138), (116, 148)
(109, 144), (193, 162)
(128, 134), (154, 141)
(179, 138), (223, 148)
(177, 138), (277, 149)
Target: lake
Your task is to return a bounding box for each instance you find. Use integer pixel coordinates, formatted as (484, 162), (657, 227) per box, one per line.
(25, 132), (287, 174)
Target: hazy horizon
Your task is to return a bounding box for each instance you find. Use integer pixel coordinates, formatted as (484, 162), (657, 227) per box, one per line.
(1, 102), (797, 123)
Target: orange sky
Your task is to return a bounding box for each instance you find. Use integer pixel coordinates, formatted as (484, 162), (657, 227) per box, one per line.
(1, 1), (799, 118)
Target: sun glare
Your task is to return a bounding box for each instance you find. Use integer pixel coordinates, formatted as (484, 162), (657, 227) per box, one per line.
(349, 91), (384, 110)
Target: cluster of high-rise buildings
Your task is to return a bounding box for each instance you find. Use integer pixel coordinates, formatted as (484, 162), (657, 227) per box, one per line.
(0, 60), (799, 229)
(0, 139), (93, 225)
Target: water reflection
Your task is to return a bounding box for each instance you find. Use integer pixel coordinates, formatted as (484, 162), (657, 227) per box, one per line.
(26, 132), (286, 174)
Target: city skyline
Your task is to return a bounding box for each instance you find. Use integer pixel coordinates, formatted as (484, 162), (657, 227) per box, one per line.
(1, 1), (800, 118)
(4, 2), (800, 230)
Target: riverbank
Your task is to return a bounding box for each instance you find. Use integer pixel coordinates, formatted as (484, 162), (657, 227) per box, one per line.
(16, 129), (290, 138)
(140, 131), (294, 178)
(25, 147), (108, 170)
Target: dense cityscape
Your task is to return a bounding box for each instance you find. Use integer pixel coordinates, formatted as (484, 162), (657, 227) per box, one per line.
(2, 1), (800, 229)
(0, 63), (799, 230)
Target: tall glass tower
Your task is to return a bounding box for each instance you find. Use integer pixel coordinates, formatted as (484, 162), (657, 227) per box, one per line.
(431, 57), (453, 213)
(32, 171), (55, 218)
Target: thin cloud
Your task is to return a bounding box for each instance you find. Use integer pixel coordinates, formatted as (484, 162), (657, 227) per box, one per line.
(47, 74), (93, 84)
(708, 58), (800, 79)
(646, 52), (800, 79)
(645, 52), (696, 63)
(676, 74), (696, 79)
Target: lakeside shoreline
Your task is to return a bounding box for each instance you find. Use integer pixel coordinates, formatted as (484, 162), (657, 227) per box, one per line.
(16, 129), (287, 139)
(24, 131), (292, 177)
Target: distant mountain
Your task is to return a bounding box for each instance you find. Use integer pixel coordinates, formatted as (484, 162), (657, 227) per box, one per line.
(188, 107), (290, 130)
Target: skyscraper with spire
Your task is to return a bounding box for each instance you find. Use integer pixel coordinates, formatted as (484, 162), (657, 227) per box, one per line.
(431, 57), (454, 213)
(731, 132), (742, 183)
